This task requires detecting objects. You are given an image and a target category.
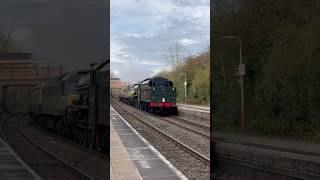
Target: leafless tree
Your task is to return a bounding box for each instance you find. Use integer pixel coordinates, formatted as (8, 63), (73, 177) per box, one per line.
(167, 39), (189, 70)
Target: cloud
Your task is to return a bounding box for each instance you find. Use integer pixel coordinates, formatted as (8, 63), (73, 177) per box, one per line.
(124, 32), (155, 38)
(111, 0), (209, 82)
(132, 60), (164, 66)
(179, 38), (199, 46)
(112, 69), (120, 76)
(110, 41), (130, 63)
(148, 64), (172, 77)
(111, 40), (164, 66)
(149, 67), (164, 77)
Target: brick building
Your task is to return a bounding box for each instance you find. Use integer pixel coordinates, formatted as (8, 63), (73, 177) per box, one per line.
(110, 77), (129, 89)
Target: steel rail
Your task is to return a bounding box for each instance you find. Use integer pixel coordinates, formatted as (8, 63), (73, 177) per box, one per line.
(156, 116), (210, 138)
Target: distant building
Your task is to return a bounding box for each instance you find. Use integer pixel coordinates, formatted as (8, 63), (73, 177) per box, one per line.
(110, 77), (129, 89)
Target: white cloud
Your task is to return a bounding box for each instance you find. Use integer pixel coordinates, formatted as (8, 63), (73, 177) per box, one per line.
(148, 64), (172, 77)
(132, 60), (164, 66)
(124, 32), (155, 38)
(110, 41), (130, 63)
(111, 40), (164, 66)
(124, 33), (141, 38)
(112, 69), (120, 76)
(149, 67), (164, 77)
(179, 38), (199, 46)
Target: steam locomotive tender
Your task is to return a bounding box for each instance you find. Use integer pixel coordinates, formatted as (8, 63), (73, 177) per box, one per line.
(120, 77), (178, 114)
(28, 60), (109, 153)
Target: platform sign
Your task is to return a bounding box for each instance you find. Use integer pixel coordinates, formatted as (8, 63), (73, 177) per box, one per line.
(234, 67), (240, 77)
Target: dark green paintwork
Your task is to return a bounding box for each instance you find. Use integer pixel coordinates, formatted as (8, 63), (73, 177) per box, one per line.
(139, 85), (176, 103)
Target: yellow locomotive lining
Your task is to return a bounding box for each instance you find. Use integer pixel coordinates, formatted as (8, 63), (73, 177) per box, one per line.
(67, 94), (79, 106)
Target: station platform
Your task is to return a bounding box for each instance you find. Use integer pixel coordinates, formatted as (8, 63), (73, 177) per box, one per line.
(177, 103), (210, 113)
(110, 106), (187, 180)
(215, 131), (320, 156)
(0, 137), (41, 180)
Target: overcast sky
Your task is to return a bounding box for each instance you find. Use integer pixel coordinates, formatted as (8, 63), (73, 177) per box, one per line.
(111, 0), (210, 83)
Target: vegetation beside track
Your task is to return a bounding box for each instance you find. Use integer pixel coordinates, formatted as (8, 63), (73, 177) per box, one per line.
(213, 0), (320, 141)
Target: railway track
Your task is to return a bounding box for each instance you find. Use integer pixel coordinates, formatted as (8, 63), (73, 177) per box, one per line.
(177, 105), (210, 121)
(1, 112), (97, 180)
(213, 133), (320, 180)
(157, 116), (210, 138)
(175, 115), (210, 128)
(178, 104), (210, 113)
(112, 102), (210, 139)
(112, 101), (210, 179)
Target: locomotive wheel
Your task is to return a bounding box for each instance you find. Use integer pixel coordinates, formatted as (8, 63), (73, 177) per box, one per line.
(95, 128), (107, 153)
(61, 117), (68, 137)
(45, 116), (49, 129)
(80, 129), (85, 145)
(39, 116), (44, 127)
(84, 129), (89, 147)
(82, 130), (87, 146)
(47, 116), (50, 129)
(43, 116), (46, 128)
(57, 118), (63, 136)
(146, 104), (150, 112)
(49, 117), (53, 131)
(88, 131), (95, 149)
(49, 117), (55, 131)
(171, 107), (178, 115)
(77, 129), (81, 145)
(95, 133), (101, 151)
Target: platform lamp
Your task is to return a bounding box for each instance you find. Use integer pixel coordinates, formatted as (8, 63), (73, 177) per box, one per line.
(221, 36), (245, 128)
(178, 73), (187, 104)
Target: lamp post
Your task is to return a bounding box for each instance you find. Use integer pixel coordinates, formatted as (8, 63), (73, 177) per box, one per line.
(179, 73), (187, 104)
(221, 36), (245, 128)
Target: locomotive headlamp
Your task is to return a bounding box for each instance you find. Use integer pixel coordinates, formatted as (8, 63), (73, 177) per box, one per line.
(162, 97), (165, 102)
(172, 87), (175, 91)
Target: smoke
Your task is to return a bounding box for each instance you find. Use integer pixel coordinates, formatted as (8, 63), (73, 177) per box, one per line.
(0, 0), (109, 71)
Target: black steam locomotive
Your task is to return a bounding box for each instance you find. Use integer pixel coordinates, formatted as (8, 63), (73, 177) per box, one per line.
(119, 77), (178, 115)
(28, 60), (109, 153)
